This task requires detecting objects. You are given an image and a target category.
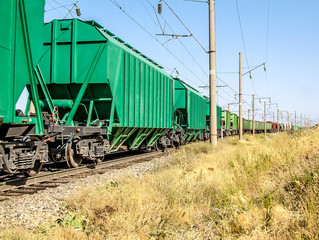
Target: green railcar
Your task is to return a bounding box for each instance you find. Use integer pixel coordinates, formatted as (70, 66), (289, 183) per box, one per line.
(0, 0), (49, 175)
(243, 119), (252, 132)
(38, 19), (175, 152)
(217, 105), (222, 131)
(174, 79), (206, 141)
(230, 113), (238, 133)
(204, 97), (222, 139)
(0, 0), (44, 132)
(222, 110), (231, 134)
(266, 122), (272, 131)
(255, 121), (264, 132)
(204, 97), (222, 130)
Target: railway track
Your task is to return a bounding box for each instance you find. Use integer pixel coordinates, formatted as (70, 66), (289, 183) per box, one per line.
(0, 149), (172, 201)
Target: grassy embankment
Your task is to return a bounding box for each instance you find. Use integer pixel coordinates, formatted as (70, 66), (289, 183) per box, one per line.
(2, 129), (319, 239)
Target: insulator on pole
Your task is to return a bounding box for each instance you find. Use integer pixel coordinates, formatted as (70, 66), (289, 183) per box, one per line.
(158, 1), (162, 14)
(76, 8), (81, 16)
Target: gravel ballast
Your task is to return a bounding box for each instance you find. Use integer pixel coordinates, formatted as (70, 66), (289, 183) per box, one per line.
(0, 153), (173, 230)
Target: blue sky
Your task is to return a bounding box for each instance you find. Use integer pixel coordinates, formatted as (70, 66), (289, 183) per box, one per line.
(43, 0), (319, 125)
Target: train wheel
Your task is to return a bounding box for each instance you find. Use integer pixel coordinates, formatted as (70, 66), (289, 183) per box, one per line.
(49, 152), (63, 163)
(94, 155), (104, 164)
(23, 160), (43, 177)
(153, 142), (158, 151)
(65, 137), (82, 168)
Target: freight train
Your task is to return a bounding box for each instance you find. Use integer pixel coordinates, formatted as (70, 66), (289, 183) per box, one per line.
(0, 0), (298, 176)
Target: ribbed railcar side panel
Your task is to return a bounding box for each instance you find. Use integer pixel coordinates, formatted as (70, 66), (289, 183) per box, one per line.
(187, 91), (206, 130)
(217, 105), (222, 130)
(124, 52), (129, 126)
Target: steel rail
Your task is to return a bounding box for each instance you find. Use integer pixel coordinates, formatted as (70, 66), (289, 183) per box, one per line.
(0, 150), (172, 196)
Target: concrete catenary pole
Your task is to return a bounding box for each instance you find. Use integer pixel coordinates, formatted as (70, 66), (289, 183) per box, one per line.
(277, 108), (280, 132)
(252, 94), (255, 135)
(287, 112), (290, 129)
(239, 52), (243, 140)
(264, 101), (266, 137)
(295, 111), (297, 130)
(248, 109), (250, 120)
(209, 0), (217, 146)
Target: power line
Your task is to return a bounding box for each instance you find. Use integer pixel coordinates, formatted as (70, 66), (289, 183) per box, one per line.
(216, 76), (252, 108)
(109, 0), (207, 86)
(45, 3), (74, 12)
(45, 1), (65, 17)
(264, 71), (271, 97)
(264, 0), (271, 97)
(162, 0), (208, 53)
(159, 14), (209, 79)
(51, 0), (74, 17)
(218, 94), (233, 103)
(235, 0), (256, 95)
(266, 0), (270, 64)
(63, 1), (79, 19)
(140, 0), (158, 29)
(144, 0), (208, 79)
(46, 0), (86, 21)
(161, 65), (199, 86)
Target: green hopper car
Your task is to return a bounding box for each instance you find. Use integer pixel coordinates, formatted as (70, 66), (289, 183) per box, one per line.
(174, 78), (206, 141)
(222, 110), (231, 135)
(230, 113), (238, 134)
(0, 0), (48, 175)
(204, 97), (222, 139)
(243, 119), (253, 132)
(37, 19), (183, 158)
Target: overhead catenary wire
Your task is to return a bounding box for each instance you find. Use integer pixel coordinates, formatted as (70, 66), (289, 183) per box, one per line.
(216, 76), (252, 108)
(45, 1), (65, 17)
(140, 0), (158, 30)
(45, 3), (74, 12)
(218, 94), (234, 103)
(161, 0), (208, 53)
(51, 0), (73, 17)
(264, 0), (271, 97)
(144, 0), (209, 80)
(235, 0), (256, 95)
(109, 0), (207, 86)
(265, 0), (270, 64)
(46, 0), (87, 21)
(161, 65), (200, 86)
(63, 1), (78, 19)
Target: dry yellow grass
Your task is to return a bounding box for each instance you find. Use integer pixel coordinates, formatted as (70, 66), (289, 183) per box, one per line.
(1, 130), (319, 239)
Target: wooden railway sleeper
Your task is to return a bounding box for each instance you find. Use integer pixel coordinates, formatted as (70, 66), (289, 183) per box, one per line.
(8, 189), (37, 194)
(31, 184), (58, 188)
